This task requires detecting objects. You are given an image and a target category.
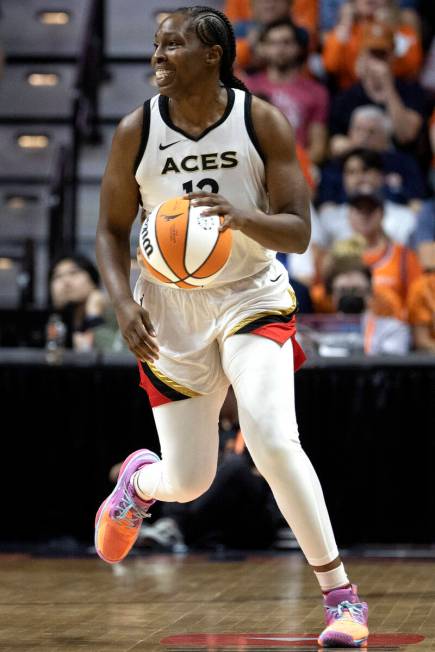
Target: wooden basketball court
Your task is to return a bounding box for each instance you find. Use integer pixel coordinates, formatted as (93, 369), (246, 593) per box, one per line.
(1, 553), (434, 651)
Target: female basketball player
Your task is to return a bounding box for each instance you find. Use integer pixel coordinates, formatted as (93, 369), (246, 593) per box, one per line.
(95, 6), (369, 647)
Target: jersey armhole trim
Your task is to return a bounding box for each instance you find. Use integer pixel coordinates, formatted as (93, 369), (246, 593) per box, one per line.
(133, 99), (151, 175)
(244, 93), (266, 164)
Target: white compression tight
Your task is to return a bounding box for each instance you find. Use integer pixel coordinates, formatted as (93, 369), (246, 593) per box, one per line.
(136, 335), (339, 566)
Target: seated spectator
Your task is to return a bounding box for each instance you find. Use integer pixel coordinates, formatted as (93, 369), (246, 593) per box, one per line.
(49, 254), (120, 352)
(322, 105), (427, 207)
(315, 149), (417, 245)
(329, 28), (426, 158)
(245, 18), (329, 163)
(310, 238), (404, 318)
(345, 193), (421, 314)
(407, 242), (435, 353)
(324, 259), (410, 354)
(228, 0), (293, 71)
(322, 0), (423, 89)
(227, 0), (318, 71)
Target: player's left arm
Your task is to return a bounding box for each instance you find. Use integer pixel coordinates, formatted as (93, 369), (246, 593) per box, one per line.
(186, 96), (311, 254)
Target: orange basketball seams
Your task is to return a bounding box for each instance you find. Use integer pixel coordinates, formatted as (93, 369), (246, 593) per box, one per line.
(191, 216), (232, 279)
(175, 279), (197, 289)
(137, 250), (173, 284)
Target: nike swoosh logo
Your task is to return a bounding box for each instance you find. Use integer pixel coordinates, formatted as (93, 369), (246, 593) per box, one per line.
(163, 212), (183, 221)
(159, 140), (183, 150)
(270, 274), (282, 282)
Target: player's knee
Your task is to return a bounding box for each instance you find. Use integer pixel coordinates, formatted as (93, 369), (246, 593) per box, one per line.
(170, 469), (216, 503)
(251, 430), (301, 476)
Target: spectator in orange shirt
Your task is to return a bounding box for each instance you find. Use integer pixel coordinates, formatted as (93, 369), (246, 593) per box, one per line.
(348, 192), (421, 314)
(310, 239), (405, 319)
(325, 260), (410, 354)
(322, 0), (423, 90)
(224, 0), (251, 22)
(225, 0), (319, 35)
(407, 242), (435, 353)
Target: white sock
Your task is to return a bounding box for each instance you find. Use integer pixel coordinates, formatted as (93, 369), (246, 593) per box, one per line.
(314, 563), (350, 593)
(132, 471), (154, 501)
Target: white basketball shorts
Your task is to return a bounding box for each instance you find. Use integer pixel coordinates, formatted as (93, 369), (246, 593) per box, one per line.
(133, 258), (306, 407)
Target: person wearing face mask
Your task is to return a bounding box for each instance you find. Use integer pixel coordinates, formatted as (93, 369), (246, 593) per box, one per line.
(346, 193), (421, 315)
(324, 259), (411, 354)
(311, 190), (422, 319)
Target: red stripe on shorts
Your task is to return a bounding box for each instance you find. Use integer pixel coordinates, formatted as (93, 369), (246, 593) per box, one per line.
(250, 319), (307, 371)
(137, 362), (175, 408)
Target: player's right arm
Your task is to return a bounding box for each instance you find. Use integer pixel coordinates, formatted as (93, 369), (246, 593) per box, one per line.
(96, 108), (159, 362)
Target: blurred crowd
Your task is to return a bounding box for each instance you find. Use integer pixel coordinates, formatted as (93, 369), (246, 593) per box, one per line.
(40, 0), (435, 358)
(227, 0), (435, 355)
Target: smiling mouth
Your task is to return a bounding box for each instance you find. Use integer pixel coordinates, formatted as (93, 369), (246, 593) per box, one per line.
(155, 69), (174, 84)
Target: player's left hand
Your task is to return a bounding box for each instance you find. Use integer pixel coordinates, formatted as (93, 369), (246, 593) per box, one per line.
(184, 191), (246, 232)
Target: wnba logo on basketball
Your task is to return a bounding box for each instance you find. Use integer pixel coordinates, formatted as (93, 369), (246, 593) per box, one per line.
(140, 216), (154, 257)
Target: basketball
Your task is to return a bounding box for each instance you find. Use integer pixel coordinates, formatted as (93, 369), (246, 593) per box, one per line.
(139, 196), (232, 289)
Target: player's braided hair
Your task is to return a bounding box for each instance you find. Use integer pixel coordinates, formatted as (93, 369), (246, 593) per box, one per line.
(176, 5), (250, 92)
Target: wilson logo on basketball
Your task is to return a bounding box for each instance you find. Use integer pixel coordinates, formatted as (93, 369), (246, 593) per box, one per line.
(140, 217), (153, 257)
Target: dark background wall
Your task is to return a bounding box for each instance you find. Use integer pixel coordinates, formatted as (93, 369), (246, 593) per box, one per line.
(1, 351), (434, 547)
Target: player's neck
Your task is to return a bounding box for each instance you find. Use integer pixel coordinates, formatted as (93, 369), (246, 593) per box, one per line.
(166, 86), (228, 137)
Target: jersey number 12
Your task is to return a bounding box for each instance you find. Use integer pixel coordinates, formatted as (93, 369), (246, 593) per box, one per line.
(182, 178), (219, 194)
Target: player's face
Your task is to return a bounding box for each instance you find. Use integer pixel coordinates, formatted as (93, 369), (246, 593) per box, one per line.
(152, 14), (212, 97)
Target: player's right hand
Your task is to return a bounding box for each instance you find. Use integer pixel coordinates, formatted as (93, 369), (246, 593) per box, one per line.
(115, 298), (159, 362)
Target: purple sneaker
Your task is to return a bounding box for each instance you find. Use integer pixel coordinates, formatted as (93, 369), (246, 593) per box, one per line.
(95, 448), (160, 564)
(318, 584), (369, 647)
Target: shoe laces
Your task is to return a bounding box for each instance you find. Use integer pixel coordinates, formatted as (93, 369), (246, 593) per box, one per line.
(112, 487), (151, 529)
(327, 601), (366, 624)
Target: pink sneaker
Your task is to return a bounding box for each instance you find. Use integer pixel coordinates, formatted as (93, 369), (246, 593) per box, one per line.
(95, 449), (160, 564)
(318, 584), (369, 647)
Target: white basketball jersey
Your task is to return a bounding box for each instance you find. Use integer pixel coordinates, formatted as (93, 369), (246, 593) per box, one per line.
(134, 88), (276, 288)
